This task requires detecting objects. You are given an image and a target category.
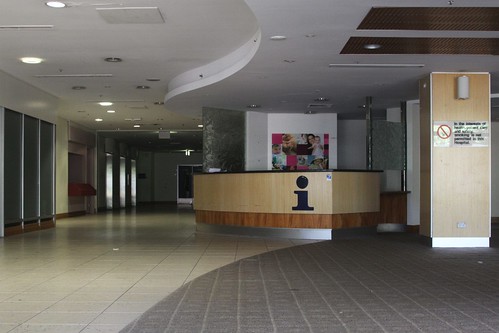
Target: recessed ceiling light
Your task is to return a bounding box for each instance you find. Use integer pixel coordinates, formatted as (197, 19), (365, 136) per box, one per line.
(95, 118), (103, 122)
(136, 85), (150, 89)
(107, 110), (116, 113)
(270, 35), (286, 41)
(133, 124), (141, 128)
(328, 63), (425, 68)
(72, 86), (86, 90)
(45, 1), (66, 8)
(20, 57), (43, 64)
(104, 57), (122, 62)
(99, 101), (113, 106)
(198, 124), (203, 128)
(363, 43), (381, 50)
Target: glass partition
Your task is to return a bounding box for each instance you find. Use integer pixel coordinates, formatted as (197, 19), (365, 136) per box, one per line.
(23, 116), (40, 222)
(3, 109), (22, 225)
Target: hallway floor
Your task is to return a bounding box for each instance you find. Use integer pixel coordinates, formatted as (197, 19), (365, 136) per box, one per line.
(0, 205), (314, 332)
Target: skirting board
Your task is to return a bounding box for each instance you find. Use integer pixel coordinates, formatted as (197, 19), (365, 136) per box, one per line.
(196, 222), (332, 240)
(432, 237), (489, 248)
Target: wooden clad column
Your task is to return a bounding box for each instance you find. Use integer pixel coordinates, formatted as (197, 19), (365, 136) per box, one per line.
(419, 73), (490, 247)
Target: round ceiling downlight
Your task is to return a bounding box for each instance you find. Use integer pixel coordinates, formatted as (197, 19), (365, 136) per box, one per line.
(46, 1), (66, 8)
(21, 57), (43, 64)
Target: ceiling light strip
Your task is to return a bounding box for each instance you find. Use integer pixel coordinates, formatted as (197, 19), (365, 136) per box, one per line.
(328, 63), (424, 68)
(34, 74), (113, 78)
(0, 25), (54, 30)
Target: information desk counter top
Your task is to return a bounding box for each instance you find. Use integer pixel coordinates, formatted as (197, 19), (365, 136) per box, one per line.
(193, 170), (381, 231)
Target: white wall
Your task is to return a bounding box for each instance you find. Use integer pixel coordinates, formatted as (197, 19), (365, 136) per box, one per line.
(337, 119), (366, 169)
(0, 70), (59, 124)
(245, 111), (268, 170)
(55, 117), (69, 215)
(267, 113), (338, 169)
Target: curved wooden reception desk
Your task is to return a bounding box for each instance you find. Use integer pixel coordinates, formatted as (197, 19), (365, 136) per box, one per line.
(193, 170), (381, 239)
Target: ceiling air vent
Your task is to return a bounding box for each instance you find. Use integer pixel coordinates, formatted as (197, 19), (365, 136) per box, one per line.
(307, 103), (333, 109)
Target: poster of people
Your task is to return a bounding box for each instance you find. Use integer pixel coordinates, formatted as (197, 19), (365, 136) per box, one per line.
(271, 133), (329, 170)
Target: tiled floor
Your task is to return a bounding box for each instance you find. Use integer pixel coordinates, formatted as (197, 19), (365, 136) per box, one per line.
(0, 204), (314, 333)
(122, 227), (499, 333)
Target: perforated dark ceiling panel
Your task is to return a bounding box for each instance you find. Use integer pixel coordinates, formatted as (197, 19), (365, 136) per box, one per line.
(341, 37), (499, 55)
(358, 7), (499, 31)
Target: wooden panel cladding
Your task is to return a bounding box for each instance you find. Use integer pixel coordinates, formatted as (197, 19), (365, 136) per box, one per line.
(196, 210), (381, 230)
(196, 191), (405, 230)
(332, 172), (380, 214)
(194, 171), (380, 215)
(196, 211), (333, 229)
(3, 218), (55, 236)
(194, 172), (334, 214)
(429, 73), (490, 238)
(380, 192), (407, 224)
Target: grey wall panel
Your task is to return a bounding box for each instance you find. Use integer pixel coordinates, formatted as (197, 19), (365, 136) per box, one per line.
(202, 107), (245, 172)
(40, 121), (54, 217)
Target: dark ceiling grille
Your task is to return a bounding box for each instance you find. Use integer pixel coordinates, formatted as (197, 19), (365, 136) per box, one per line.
(341, 37), (499, 55)
(358, 7), (499, 31)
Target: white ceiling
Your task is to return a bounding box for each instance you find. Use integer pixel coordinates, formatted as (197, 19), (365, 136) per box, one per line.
(1, 0), (498, 151)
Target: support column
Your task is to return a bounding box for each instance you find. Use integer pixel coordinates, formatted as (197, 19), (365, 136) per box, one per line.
(419, 72), (490, 247)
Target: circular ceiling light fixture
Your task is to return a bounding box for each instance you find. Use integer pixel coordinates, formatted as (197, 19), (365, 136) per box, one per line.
(133, 124), (141, 128)
(270, 35), (287, 41)
(95, 118), (103, 122)
(45, 1), (66, 8)
(20, 57), (43, 64)
(99, 101), (113, 106)
(363, 43), (381, 50)
(106, 110), (116, 113)
(198, 124), (204, 128)
(104, 57), (122, 63)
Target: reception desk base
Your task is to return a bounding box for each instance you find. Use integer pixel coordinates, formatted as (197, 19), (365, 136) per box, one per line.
(194, 170), (382, 240)
(195, 209), (381, 240)
(196, 222), (333, 240)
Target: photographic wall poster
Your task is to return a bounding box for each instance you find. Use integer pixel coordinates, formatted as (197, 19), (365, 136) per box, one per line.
(271, 133), (329, 170)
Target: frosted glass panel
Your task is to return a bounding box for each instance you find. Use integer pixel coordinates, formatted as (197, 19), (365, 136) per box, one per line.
(24, 116), (39, 221)
(131, 160), (137, 206)
(106, 154), (113, 209)
(40, 121), (54, 217)
(3, 109), (22, 225)
(120, 157), (125, 208)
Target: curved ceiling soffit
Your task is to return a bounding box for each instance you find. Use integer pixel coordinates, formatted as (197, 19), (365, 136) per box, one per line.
(164, 29), (262, 105)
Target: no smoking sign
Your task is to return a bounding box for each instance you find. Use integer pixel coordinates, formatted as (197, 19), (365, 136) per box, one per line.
(436, 124), (452, 140)
(433, 121), (453, 147)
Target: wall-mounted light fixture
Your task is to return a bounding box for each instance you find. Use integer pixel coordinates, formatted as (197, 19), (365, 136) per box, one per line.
(457, 75), (469, 100)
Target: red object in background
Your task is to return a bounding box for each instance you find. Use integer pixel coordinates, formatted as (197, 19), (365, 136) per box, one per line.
(68, 183), (96, 196)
